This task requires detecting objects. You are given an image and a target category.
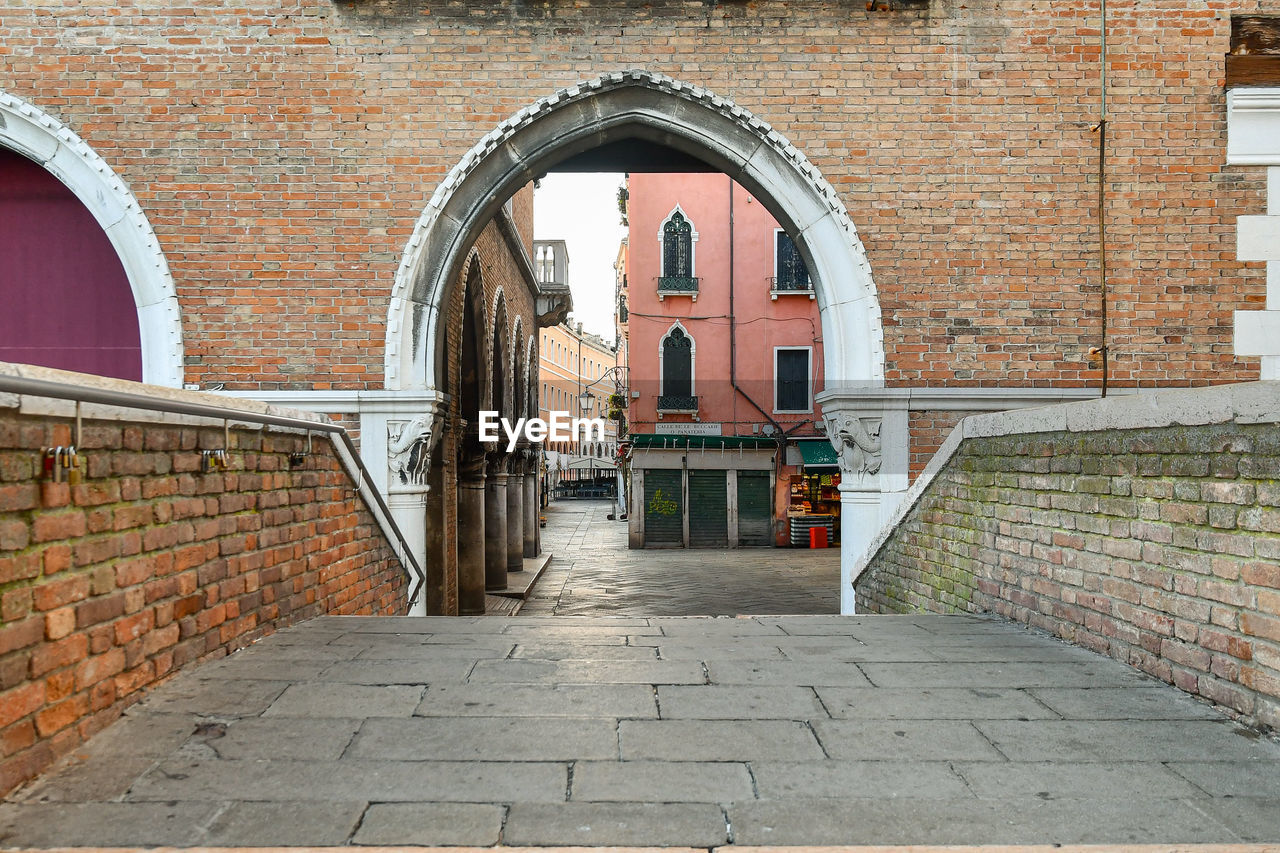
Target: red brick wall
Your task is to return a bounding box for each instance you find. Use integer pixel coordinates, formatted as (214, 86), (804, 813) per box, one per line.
(0, 408), (408, 795)
(0, 0), (1266, 391)
(908, 410), (967, 481)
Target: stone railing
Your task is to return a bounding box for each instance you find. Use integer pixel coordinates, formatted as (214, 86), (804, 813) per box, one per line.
(854, 382), (1280, 731)
(0, 364), (412, 794)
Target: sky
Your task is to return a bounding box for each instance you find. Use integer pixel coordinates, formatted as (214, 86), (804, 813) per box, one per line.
(533, 172), (628, 345)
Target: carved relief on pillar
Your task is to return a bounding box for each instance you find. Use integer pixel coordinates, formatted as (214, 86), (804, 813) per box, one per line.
(387, 412), (442, 489)
(823, 413), (883, 489)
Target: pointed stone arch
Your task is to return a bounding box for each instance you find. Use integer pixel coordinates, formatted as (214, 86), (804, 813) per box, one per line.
(0, 91), (184, 386)
(385, 70), (884, 395)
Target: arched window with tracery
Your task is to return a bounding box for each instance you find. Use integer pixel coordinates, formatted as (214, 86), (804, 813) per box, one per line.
(658, 325), (696, 412)
(663, 212), (692, 277)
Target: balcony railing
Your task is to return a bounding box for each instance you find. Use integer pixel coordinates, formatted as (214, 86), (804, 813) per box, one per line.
(657, 276), (700, 300)
(769, 276), (814, 299)
(657, 394), (698, 412)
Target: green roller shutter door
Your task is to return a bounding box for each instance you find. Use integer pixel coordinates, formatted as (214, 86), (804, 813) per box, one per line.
(688, 470), (728, 547)
(643, 469), (684, 547)
(737, 470), (772, 546)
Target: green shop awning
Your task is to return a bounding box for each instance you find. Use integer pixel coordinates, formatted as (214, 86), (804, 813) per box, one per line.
(629, 434), (777, 451)
(796, 438), (838, 468)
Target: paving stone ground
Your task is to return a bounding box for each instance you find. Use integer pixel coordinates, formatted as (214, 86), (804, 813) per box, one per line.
(524, 500), (840, 616)
(3, 503), (1280, 848)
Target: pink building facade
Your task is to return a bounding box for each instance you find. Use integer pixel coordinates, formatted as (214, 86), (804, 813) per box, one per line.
(623, 173), (839, 548)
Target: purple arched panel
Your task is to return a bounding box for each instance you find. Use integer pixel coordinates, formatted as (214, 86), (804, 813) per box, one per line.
(0, 149), (142, 380)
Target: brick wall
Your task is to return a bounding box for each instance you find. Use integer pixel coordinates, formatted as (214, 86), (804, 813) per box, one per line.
(0, 0), (1269, 392)
(857, 388), (1280, 730)
(909, 410), (966, 481)
(0, 399), (408, 795)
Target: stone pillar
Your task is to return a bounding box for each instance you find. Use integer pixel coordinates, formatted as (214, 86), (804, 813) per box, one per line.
(485, 454), (509, 592)
(523, 451), (539, 558)
(818, 393), (909, 614)
(506, 451), (525, 573)
(384, 411), (443, 617)
(424, 458), (447, 615)
(457, 449), (488, 616)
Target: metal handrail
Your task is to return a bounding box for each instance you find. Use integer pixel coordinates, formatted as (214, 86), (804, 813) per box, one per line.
(0, 374), (424, 607)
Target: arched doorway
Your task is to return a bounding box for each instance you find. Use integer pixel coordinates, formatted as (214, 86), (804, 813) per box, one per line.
(390, 72), (897, 614)
(0, 92), (183, 386)
(385, 70), (884, 394)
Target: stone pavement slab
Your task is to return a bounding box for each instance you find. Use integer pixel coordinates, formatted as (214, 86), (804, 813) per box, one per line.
(619, 720), (826, 761)
(414, 683), (659, 718)
(812, 720), (1007, 762)
(749, 761), (971, 800)
(201, 801), (366, 847)
(813, 687), (1057, 720)
(351, 802), (505, 846)
(726, 797), (1246, 845)
(469, 658), (706, 684)
(261, 682), (424, 717)
(503, 802), (729, 847)
(1027, 686), (1226, 720)
(951, 761), (1205, 800)
(4, 608), (1280, 848)
(569, 761), (755, 803)
(655, 685), (826, 719)
(973, 720), (1280, 762)
(348, 717), (619, 761)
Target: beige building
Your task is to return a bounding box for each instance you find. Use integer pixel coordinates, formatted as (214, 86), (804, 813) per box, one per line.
(535, 240), (624, 499)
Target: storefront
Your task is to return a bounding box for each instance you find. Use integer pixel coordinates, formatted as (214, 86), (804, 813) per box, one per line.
(786, 439), (842, 546)
(626, 434), (777, 549)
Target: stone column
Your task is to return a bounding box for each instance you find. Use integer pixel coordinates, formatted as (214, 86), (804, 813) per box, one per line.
(457, 448), (488, 616)
(484, 453), (509, 592)
(506, 449), (525, 573)
(385, 411), (442, 617)
(818, 393), (909, 614)
(523, 449), (539, 558)
(424, 458), (447, 615)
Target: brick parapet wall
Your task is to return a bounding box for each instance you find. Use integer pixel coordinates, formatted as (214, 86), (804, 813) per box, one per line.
(0, 385), (408, 795)
(857, 383), (1280, 730)
(0, 0), (1270, 389)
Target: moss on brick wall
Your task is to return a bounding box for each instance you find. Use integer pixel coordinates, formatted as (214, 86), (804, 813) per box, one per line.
(0, 409), (408, 794)
(858, 422), (1280, 730)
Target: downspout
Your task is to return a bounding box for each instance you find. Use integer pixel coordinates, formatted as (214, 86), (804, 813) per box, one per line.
(1095, 0), (1110, 397)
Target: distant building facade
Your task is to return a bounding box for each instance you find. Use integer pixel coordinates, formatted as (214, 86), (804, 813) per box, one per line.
(534, 240), (623, 501)
(622, 173), (839, 549)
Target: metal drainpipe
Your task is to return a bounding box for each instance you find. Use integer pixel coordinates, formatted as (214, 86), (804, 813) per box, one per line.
(1097, 0), (1110, 397)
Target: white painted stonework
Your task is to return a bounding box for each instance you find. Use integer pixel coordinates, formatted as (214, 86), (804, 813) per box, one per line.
(1228, 90), (1280, 380)
(0, 91), (184, 387)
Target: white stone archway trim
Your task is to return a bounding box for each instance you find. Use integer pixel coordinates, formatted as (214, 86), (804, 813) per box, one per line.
(1227, 88), (1280, 380)
(0, 91), (184, 387)
(384, 69), (885, 394)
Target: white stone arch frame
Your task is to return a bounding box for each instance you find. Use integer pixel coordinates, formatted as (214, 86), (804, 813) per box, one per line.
(0, 91), (184, 386)
(385, 70), (884, 396)
(658, 320), (696, 398)
(657, 203), (700, 278)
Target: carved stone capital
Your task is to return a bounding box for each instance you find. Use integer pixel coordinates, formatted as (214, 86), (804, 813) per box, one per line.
(823, 413), (883, 489)
(388, 411), (443, 490)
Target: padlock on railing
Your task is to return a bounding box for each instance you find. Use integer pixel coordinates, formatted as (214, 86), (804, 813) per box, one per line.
(42, 446), (83, 484)
(200, 448), (230, 473)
